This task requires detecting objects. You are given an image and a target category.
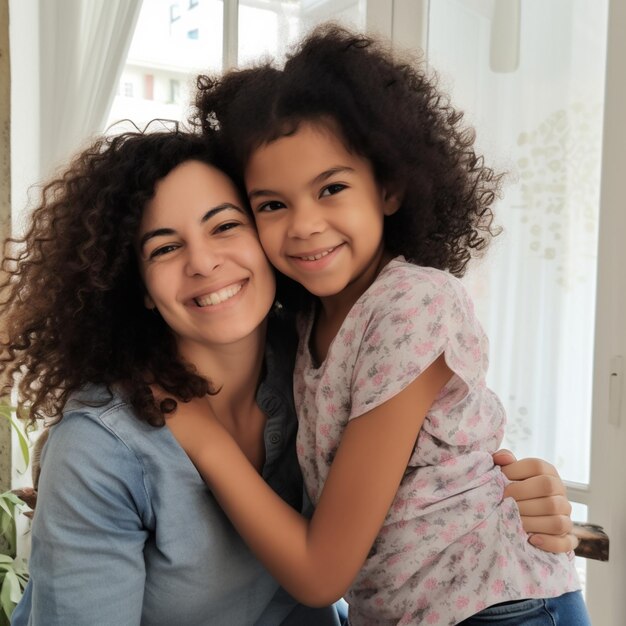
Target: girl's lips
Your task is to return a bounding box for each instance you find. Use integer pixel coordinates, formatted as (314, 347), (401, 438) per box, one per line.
(289, 243), (345, 270)
(292, 245), (339, 261)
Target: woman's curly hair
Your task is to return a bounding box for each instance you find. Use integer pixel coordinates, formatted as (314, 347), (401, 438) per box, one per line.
(192, 24), (503, 310)
(0, 129), (229, 427)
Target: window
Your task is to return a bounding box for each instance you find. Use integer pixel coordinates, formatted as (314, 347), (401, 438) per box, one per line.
(108, 0), (367, 129)
(123, 82), (134, 98)
(170, 79), (181, 104)
(144, 74), (154, 100)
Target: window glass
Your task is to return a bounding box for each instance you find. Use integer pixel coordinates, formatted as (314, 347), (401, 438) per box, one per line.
(109, 0), (367, 131)
(107, 0), (223, 130)
(238, 0), (364, 66)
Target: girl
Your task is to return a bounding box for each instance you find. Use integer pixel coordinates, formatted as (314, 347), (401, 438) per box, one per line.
(169, 25), (589, 625)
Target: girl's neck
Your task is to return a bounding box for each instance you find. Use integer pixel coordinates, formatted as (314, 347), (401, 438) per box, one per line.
(313, 249), (395, 363)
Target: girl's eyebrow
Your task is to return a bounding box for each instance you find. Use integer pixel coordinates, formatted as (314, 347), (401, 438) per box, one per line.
(139, 203), (244, 251)
(247, 166), (355, 201)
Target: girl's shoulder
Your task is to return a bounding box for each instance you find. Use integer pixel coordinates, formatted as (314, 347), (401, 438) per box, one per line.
(371, 258), (467, 309)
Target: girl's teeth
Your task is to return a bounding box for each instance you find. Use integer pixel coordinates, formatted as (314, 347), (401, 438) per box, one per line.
(194, 282), (243, 307)
(302, 248), (334, 261)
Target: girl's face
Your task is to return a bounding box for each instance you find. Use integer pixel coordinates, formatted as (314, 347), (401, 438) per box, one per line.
(244, 122), (399, 309)
(137, 160), (276, 358)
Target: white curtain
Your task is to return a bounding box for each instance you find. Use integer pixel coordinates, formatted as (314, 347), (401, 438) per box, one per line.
(427, 0), (609, 485)
(38, 0), (143, 176)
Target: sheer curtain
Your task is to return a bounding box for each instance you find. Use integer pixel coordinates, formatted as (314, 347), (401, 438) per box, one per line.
(9, 0), (142, 558)
(38, 0), (143, 176)
(427, 0), (609, 485)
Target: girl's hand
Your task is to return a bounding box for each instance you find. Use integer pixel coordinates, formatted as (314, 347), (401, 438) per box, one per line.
(493, 449), (578, 554)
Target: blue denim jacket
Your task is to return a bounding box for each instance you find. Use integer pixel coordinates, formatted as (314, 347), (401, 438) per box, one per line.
(12, 322), (341, 626)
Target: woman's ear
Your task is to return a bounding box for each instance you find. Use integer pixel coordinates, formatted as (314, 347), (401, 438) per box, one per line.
(381, 187), (403, 217)
(144, 293), (156, 310)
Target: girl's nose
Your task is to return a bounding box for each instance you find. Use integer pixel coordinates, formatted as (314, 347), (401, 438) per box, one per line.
(184, 243), (223, 277)
(286, 204), (325, 239)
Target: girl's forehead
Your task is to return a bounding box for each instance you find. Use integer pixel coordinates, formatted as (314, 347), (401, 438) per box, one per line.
(244, 121), (374, 186)
(246, 115), (353, 158)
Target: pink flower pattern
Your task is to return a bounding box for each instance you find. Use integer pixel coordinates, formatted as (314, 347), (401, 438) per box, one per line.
(294, 259), (579, 625)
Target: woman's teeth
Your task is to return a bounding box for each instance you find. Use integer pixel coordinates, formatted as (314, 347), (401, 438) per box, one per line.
(194, 282), (243, 307)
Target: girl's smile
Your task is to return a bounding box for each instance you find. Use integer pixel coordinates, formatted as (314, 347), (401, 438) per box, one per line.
(289, 243), (346, 270)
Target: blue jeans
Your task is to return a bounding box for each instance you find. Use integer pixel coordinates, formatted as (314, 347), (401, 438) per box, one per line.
(459, 591), (590, 625)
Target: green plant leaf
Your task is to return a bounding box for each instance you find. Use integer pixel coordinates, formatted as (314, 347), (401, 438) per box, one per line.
(0, 498), (11, 519)
(0, 567), (20, 620)
(0, 403), (30, 470)
(0, 512), (12, 537)
(8, 416), (29, 470)
(0, 492), (24, 508)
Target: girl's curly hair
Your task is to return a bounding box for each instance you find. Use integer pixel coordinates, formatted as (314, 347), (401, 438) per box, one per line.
(1, 129), (229, 427)
(192, 24), (503, 310)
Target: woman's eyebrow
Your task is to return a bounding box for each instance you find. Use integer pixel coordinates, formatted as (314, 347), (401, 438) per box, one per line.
(200, 203), (245, 223)
(247, 166), (355, 201)
(139, 203), (244, 251)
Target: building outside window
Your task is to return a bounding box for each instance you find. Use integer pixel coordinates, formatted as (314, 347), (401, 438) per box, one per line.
(169, 3), (180, 23)
(169, 79), (181, 104)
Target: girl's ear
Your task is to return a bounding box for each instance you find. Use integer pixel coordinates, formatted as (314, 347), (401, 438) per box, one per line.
(144, 293), (156, 310)
(382, 187), (403, 217)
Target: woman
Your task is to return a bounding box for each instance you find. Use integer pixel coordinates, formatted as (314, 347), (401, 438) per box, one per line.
(2, 129), (575, 626)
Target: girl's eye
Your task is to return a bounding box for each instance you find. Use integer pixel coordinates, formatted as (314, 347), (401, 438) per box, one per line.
(149, 244), (179, 259)
(256, 200), (286, 213)
(320, 183), (347, 198)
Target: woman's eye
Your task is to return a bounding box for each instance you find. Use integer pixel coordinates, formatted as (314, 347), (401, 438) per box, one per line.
(320, 183), (347, 198)
(257, 200), (286, 213)
(214, 221), (241, 234)
(149, 244), (178, 259)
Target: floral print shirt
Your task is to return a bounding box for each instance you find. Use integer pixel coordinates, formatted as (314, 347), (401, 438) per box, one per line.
(294, 258), (579, 625)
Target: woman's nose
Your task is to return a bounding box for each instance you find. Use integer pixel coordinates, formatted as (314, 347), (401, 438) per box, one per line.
(184, 243), (223, 277)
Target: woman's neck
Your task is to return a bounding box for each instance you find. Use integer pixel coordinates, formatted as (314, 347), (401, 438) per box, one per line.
(177, 321), (267, 424)
(171, 322), (269, 470)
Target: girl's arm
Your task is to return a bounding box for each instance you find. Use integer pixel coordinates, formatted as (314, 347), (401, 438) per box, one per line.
(168, 354), (452, 607)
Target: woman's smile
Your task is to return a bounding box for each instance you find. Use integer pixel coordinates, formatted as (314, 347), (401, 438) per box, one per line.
(189, 279), (247, 308)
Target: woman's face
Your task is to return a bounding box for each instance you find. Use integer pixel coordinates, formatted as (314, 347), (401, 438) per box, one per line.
(137, 160), (276, 358)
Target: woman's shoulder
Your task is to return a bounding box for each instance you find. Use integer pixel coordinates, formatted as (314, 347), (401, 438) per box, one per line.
(50, 384), (167, 461)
